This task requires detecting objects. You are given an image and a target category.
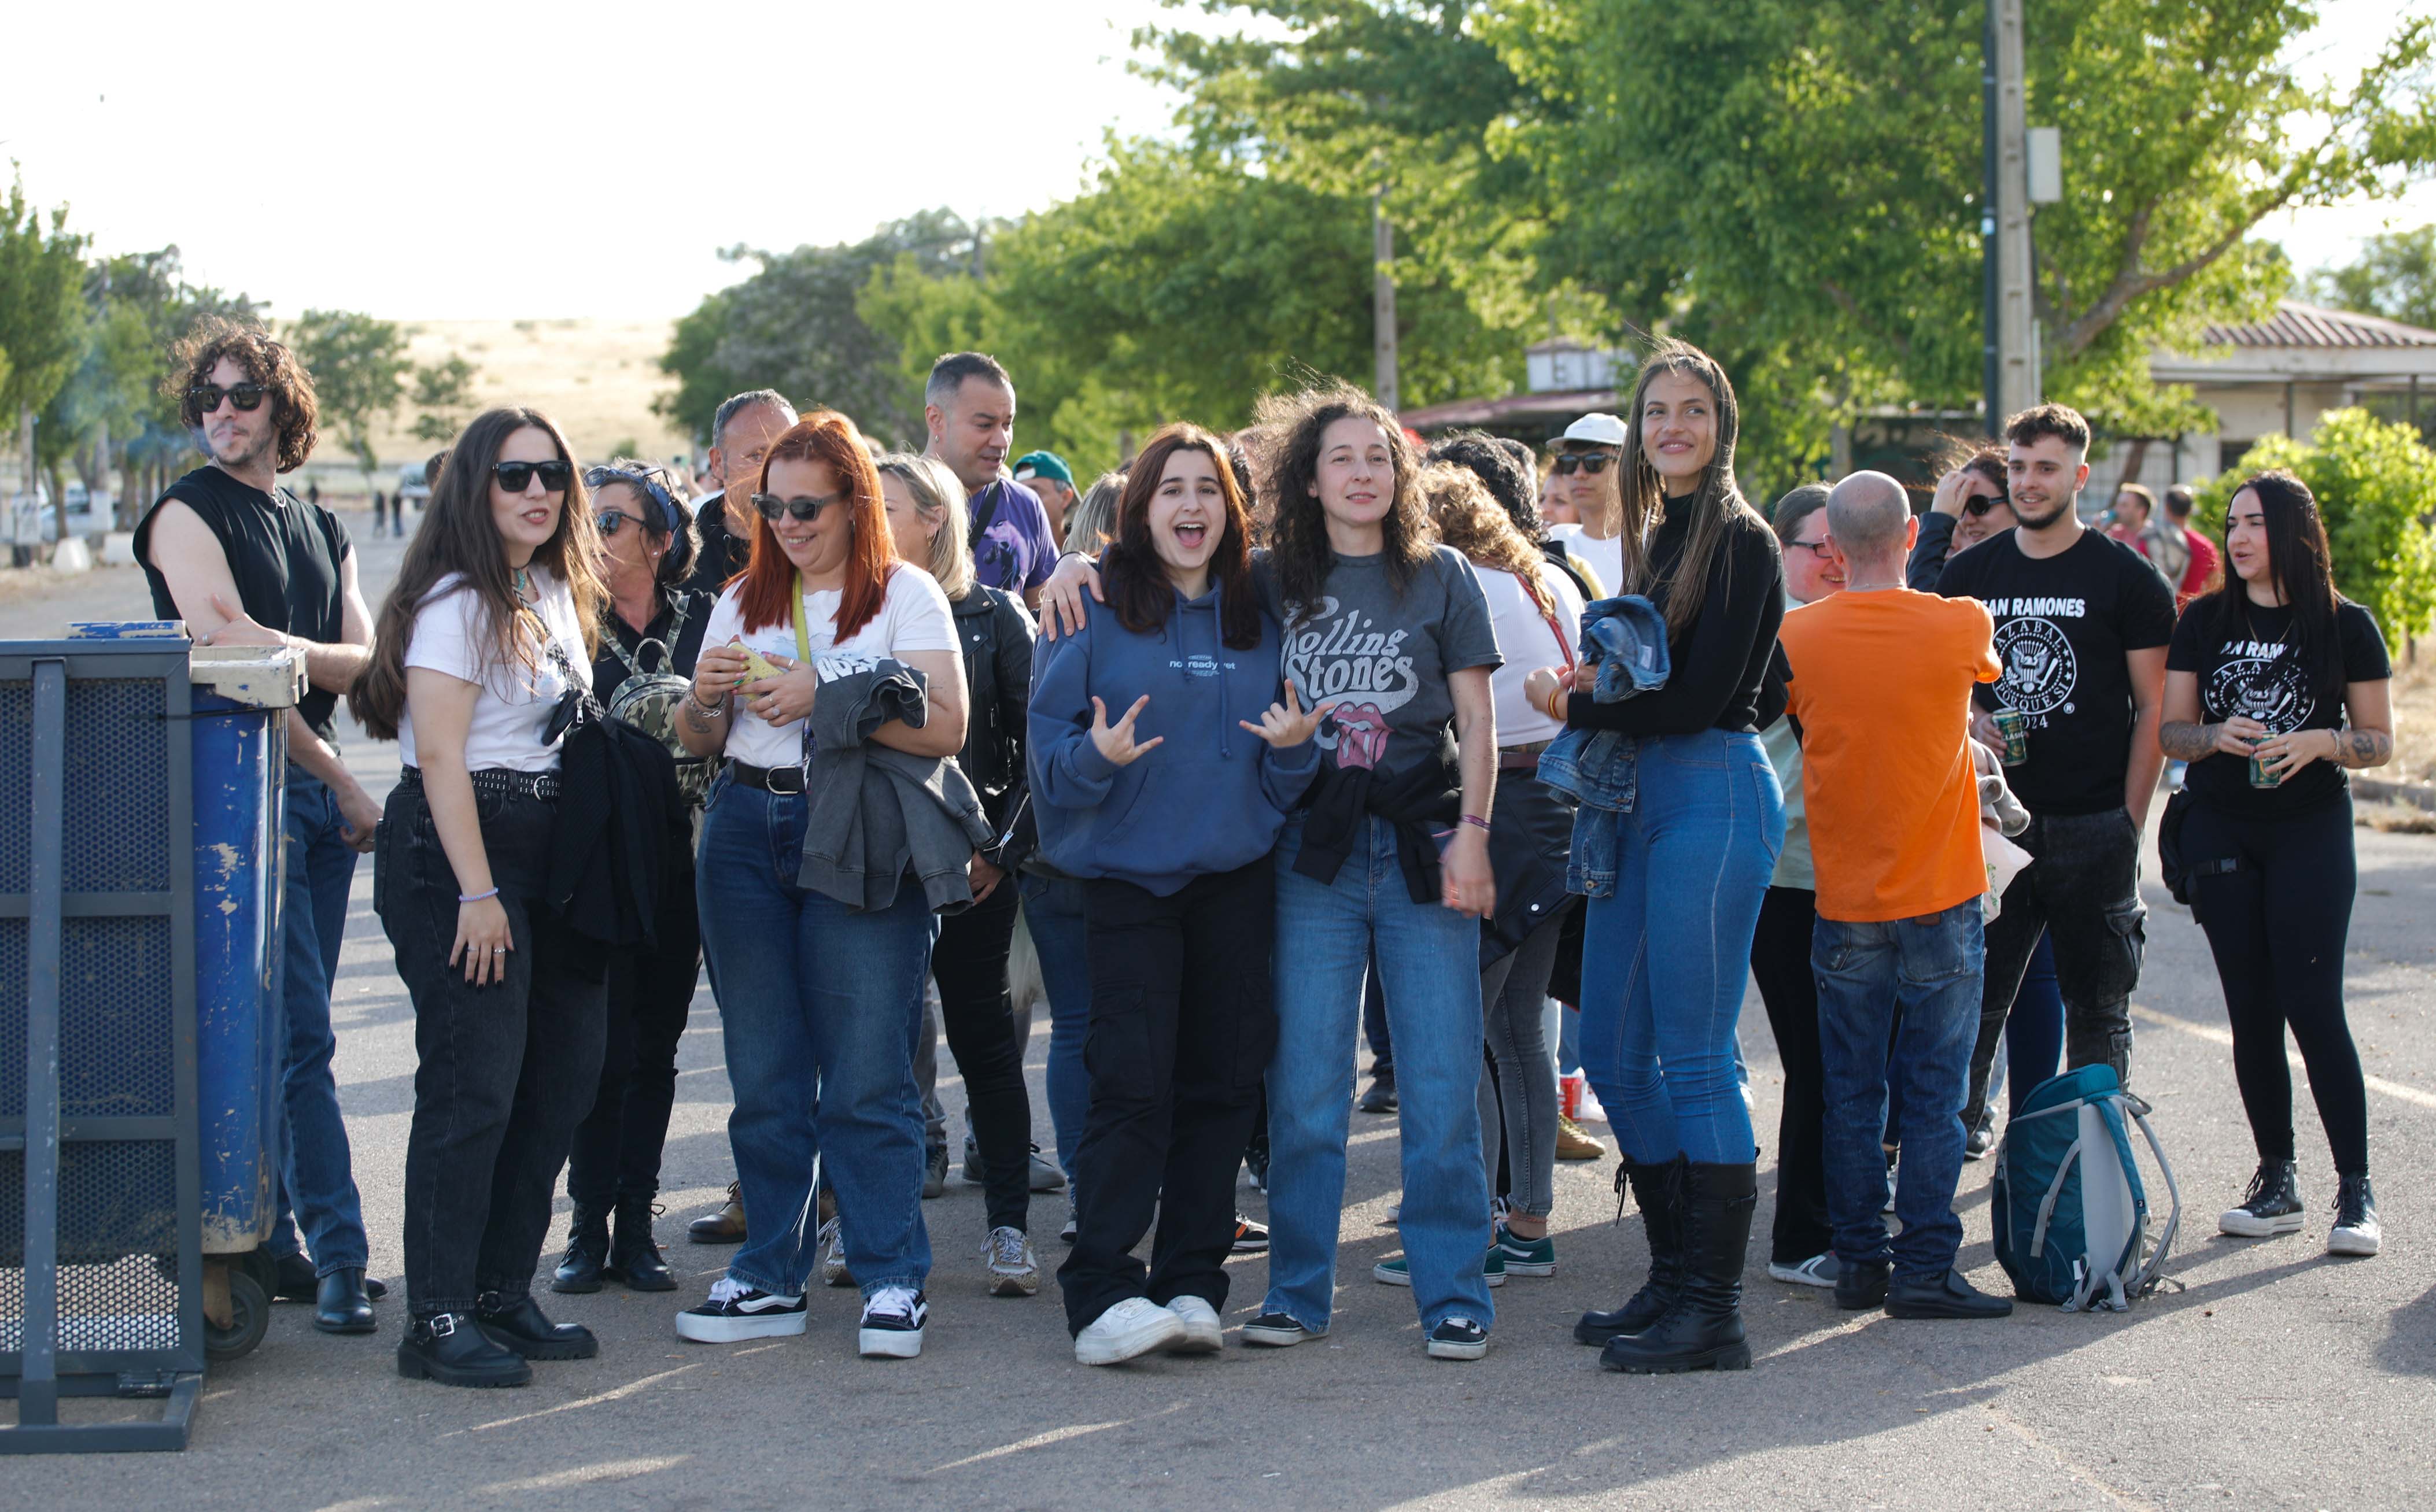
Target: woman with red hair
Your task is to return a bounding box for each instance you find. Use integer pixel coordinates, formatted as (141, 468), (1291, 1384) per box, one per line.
(671, 412), (967, 1360)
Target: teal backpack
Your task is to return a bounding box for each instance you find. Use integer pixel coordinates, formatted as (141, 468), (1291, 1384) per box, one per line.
(1990, 1065), (2182, 1311)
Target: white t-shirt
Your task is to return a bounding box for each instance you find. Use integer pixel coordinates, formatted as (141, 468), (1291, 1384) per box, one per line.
(400, 568), (592, 774)
(1478, 561), (1587, 748)
(1546, 523), (1622, 601)
(699, 564), (961, 770)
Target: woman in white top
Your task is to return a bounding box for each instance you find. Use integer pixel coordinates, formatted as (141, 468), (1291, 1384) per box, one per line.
(670, 412), (966, 1361)
(351, 406), (610, 1389)
(1417, 463), (1585, 1278)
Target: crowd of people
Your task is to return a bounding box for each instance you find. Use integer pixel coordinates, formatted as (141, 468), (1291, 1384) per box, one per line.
(132, 312), (2396, 1390)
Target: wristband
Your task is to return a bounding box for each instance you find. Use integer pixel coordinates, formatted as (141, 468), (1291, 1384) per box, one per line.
(689, 688), (728, 716)
(459, 888), (500, 904)
(1461, 814), (1492, 834)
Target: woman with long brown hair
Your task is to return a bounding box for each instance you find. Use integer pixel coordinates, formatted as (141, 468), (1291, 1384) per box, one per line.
(1522, 341), (1787, 1375)
(1029, 422), (1321, 1365)
(671, 412), (968, 1361)
(353, 406), (610, 1388)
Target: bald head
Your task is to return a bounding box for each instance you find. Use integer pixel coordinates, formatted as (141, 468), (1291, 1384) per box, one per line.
(1825, 471), (1914, 578)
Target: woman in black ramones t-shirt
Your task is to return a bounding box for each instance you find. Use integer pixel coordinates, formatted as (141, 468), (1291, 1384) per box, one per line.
(2160, 470), (2393, 1259)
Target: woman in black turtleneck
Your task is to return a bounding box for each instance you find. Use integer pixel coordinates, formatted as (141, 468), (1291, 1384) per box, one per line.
(1522, 341), (1787, 1377)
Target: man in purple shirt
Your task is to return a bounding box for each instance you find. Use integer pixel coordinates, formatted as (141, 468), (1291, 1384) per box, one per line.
(923, 351), (1056, 608)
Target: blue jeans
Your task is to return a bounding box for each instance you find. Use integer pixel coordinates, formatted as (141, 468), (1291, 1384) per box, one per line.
(1020, 870), (1094, 1188)
(697, 776), (936, 1299)
(1264, 815), (1492, 1333)
(1813, 900), (1985, 1280)
(1577, 730), (1782, 1166)
(268, 768), (370, 1276)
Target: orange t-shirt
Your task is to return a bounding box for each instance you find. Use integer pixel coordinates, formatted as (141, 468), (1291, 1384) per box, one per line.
(1780, 589), (2001, 924)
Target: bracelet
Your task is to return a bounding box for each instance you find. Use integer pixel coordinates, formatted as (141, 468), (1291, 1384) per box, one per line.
(459, 887), (499, 904)
(688, 688), (728, 716)
(1461, 814), (1492, 834)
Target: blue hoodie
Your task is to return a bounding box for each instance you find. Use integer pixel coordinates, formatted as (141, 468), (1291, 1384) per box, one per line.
(1028, 581), (1318, 897)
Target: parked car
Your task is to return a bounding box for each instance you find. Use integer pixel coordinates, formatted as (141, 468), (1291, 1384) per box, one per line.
(398, 464), (432, 509)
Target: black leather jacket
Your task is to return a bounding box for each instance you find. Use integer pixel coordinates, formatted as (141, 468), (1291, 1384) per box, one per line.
(954, 585), (1035, 868)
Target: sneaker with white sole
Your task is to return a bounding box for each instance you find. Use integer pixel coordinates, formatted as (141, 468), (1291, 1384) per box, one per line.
(818, 1217), (855, 1288)
(1075, 1296), (1186, 1365)
(2220, 1159), (2305, 1238)
(984, 1226), (1040, 1297)
(1493, 1225), (1556, 1277)
(1165, 1295), (1223, 1354)
(2329, 1174), (2380, 1257)
(1239, 1311), (1324, 1347)
(1060, 1198), (1078, 1245)
(1374, 1247), (1505, 1288)
(1426, 1315), (1489, 1361)
(675, 1276), (808, 1343)
(1232, 1215), (1270, 1254)
(858, 1287), (928, 1358)
(1767, 1251), (1839, 1288)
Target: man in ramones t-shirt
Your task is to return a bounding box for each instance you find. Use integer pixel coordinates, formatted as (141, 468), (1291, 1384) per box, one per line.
(1935, 403), (2174, 1128)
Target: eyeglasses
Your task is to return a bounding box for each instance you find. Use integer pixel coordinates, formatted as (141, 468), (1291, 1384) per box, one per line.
(187, 382), (267, 415)
(1784, 539), (1836, 560)
(1552, 453), (1617, 476)
(596, 510), (640, 537)
(753, 490), (850, 523)
(493, 460), (573, 494)
(1963, 494), (2005, 517)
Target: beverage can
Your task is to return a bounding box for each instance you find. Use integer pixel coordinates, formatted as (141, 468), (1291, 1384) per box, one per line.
(2249, 751), (2282, 789)
(1992, 708), (2029, 766)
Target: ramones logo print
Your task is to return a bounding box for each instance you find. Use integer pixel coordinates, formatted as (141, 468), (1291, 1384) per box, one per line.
(2206, 653), (2313, 734)
(1993, 617), (2079, 716)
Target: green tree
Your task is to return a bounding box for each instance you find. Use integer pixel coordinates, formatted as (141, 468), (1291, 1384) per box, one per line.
(2305, 224), (2436, 329)
(656, 210), (977, 448)
(408, 353), (481, 445)
(2194, 408), (2436, 641)
(286, 309), (411, 475)
(0, 172), (91, 533)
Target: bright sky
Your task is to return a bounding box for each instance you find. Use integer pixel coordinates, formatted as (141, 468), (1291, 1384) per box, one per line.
(2, 0), (2428, 323)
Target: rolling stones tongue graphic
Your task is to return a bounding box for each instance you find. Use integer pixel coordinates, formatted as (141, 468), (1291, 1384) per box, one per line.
(1282, 595), (1420, 770)
(1326, 703), (1393, 770)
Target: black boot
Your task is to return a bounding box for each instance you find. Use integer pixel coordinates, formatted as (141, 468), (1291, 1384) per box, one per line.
(551, 1203), (611, 1294)
(475, 1290), (599, 1361)
(397, 1312), (532, 1388)
(1575, 1155), (1686, 1345)
(1601, 1160), (1757, 1374)
(314, 1268), (377, 1334)
(606, 1196), (677, 1292)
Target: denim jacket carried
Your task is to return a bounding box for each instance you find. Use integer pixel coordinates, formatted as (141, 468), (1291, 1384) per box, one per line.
(1534, 594), (1671, 899)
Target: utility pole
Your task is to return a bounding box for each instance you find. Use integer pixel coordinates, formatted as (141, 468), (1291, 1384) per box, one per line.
(1980, 13), (2000, 436)
(1990, 0), (2039, 424)
(1372, 188), (1400, 413)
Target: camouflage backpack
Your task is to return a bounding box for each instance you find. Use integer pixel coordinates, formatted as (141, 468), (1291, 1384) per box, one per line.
(604, 600), (712, 809)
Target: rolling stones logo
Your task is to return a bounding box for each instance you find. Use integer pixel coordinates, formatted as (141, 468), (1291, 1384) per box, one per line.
(1283, 595), (1419, 770)
(2206, 656), (2312, 734)
(1993, 618), (2078, 716)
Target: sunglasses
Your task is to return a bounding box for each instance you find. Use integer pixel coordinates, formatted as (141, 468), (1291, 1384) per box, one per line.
(753, 490), (851, 523)
(494, 460), (573, 494)
(596, 509), (642, 537)
(1963, 494), (2006, 517)
(188, 382), (267, 414)
(1552, 453), (1616, 476)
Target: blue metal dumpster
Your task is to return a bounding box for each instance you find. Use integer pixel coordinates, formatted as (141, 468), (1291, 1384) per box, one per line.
(0, 625), (297, 1453)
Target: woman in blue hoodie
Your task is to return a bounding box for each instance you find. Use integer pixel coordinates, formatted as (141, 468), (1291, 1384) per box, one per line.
(1030, 423), (1323, 1366)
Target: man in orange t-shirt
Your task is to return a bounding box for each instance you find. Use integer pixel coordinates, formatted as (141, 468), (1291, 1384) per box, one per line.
(1779, 471), (2008, 1322)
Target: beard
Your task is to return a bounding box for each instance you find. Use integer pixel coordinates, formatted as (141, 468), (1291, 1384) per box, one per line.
(2009, 492), (2075, 531)
(211, 421), (279, 474)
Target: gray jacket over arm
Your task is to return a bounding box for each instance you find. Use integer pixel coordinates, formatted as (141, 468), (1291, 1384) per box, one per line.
(798, 659), (995, 914)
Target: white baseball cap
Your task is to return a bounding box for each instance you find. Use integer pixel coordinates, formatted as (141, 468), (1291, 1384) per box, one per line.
(1557, 412), (1628, 448)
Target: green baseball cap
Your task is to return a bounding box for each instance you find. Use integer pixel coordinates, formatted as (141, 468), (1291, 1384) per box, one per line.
(1011, 450), (1073, 488)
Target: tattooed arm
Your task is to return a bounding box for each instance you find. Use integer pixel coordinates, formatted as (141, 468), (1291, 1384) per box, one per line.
(2159, 670), (2267, 761)
(2334, 678), (2394, 770)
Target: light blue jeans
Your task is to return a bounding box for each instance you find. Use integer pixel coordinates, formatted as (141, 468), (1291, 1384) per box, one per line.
(1019, 870), (1094, 1188)
(1577, 730), (1783, 1167)
(268, 768), (370, 1276)
(1263, 815), (1493, 1334)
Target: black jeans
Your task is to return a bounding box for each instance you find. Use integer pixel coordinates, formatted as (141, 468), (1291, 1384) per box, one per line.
(378, 782), (607, 1316)
(929, 877), (1034, 1232)
(2185, 792), (2368, 1174)
(1963, 806), (2146, 1127)
(1748, 885), (1831, 1266)
(1057, 860), (1276, 1334)
(566, 862), (700, 1207)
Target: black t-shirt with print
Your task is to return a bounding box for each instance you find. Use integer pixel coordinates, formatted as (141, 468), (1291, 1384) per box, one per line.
(1936, 526), (2176, 815)
(2166, 596), (2390, 818)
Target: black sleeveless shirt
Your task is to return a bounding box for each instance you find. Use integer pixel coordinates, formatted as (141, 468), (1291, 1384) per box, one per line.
(135, 466), (353, 740)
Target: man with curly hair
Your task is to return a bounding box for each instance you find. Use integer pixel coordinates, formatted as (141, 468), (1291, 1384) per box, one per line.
(133, 316), (385, 1337)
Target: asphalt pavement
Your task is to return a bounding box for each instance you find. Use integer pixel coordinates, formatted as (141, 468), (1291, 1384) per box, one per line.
(5, 518), (2435, 1509)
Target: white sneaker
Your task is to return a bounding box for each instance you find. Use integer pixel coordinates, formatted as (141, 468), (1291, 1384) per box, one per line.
(1164, 1295), (1223, 1354)
(818, 1217), (855, 1288)
(675, 1276), (807, 1343)
(1767, 1252), (1839, 1288)
(1074, 1296), (1186, 1366)
(984, 1226), (1040, 1297)
(858, 1286), (927, 1358)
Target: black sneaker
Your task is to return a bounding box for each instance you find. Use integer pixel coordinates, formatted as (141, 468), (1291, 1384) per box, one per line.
(2219, 1159), (2304, 1238)
(1358, 1072), (1398, 1115)
(1244, 1141), (1269, 1193)
(2329, 1174), (2380, 1257)
(1241, 1311), (1325, 1348)
(1231, 1215), (1271, 1254)
(923, 1145), (949, 1201)
(1835, 1258), (1890, 1311)
(1426, 1316), (1489, 1361)
(1963, 1113), (1995, 1162)
(675, 1278), (808, 1343)
(859, 1286), (928, 1358)
(962, 1134), (984, 1183)
(1885, 1269), (2013, 1319)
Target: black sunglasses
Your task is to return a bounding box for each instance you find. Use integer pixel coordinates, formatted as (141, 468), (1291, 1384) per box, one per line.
(752, 490), (851, 523)
(494, 460), (573, 494)
(595, 509), (639, 537)
(188, 382), (267, 414)
(1963, 494), (2006, 517)
(1552, 453), (1616, 476)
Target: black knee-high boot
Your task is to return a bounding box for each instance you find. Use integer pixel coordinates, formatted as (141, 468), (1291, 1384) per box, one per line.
(1601, 1160), (1756, 1374)
(1574, 1154), (1686, 1345)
